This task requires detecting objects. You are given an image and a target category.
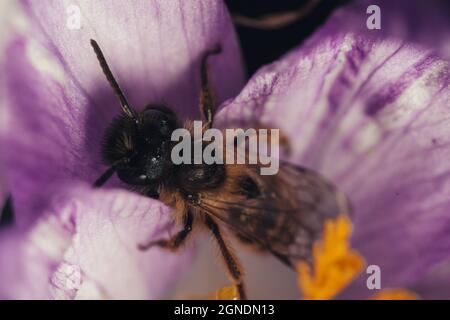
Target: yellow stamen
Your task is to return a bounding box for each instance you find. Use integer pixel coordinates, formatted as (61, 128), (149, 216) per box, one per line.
(370, 289), (418, 300)
(298, 215), (365, 300)
(210, 285), (239, 300)
(205, 217), (418, 300)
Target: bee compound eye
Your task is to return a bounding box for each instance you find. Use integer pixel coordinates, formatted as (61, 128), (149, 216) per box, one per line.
(116, 167), (148, 185)
(141, 106), (179, 136)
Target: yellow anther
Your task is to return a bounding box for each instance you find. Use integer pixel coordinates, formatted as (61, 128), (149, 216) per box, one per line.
(370, 289), (418, 300)
(298, 215), (365, 300)
(210, 285), (239, 300)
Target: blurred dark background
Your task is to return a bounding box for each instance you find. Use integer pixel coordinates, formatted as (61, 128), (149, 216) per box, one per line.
(225, 0), (351, 76)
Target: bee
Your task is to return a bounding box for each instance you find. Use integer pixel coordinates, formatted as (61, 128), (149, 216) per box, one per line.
(90, 39), (349, 300)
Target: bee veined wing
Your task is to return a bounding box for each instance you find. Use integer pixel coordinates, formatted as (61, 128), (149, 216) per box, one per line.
(197, 161), (350, 267)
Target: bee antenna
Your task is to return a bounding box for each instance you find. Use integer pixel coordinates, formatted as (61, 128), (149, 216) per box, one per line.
(90, 39), (139, 121)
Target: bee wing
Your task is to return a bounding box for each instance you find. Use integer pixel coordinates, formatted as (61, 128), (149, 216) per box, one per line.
(196, 161), (350, 267)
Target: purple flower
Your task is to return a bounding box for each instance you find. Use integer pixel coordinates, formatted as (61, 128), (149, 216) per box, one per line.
(216, 0), (449, 298)
(1, 0), (449, 300)
(0, 0), (244, 299)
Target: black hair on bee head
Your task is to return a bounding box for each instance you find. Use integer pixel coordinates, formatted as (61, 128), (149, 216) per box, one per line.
(91, 39), (181, 188)
(101, 105), (181, 186)
(101, 114), (137, 165)
(101, 104), (180, 165)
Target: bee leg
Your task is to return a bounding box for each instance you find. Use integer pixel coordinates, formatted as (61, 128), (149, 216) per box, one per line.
(200, 44), (222, 130)
(0, 196), (14, 229)
(138, 211), (193, 251)
(205, 216), (247, 300)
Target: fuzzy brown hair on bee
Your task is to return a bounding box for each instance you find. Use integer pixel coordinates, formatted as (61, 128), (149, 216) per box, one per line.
(90, 39), (350, 300)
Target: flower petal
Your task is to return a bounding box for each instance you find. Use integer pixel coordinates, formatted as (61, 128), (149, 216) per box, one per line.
(409, 261), (450, 299)
(328, 0), (450, 60)
(21, 0), (244, 118)
(0, 185), (191, 299)
(2, 0), (244, 225)
(217, 2), (449, 296)
(0, 222), (70, 299)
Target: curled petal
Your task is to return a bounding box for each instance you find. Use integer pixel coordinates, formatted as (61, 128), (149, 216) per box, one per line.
(327, 0), (450, 60)
(0, 186), (191, 299)
(0, 219), (70, 299)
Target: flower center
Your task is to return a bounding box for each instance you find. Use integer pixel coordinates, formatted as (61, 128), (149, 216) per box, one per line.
(208, 215), (418, 300)
(297, 215), (418, 300)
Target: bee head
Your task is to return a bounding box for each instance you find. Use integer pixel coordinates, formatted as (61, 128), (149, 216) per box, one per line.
(90, 39), (180, 189)
(102, 105), (180, 186)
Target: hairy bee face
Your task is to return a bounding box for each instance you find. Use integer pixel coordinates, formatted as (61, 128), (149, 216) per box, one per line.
(102, 105), (180, 186)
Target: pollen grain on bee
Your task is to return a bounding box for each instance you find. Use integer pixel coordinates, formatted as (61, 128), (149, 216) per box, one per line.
(171, 121), (280, 175)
